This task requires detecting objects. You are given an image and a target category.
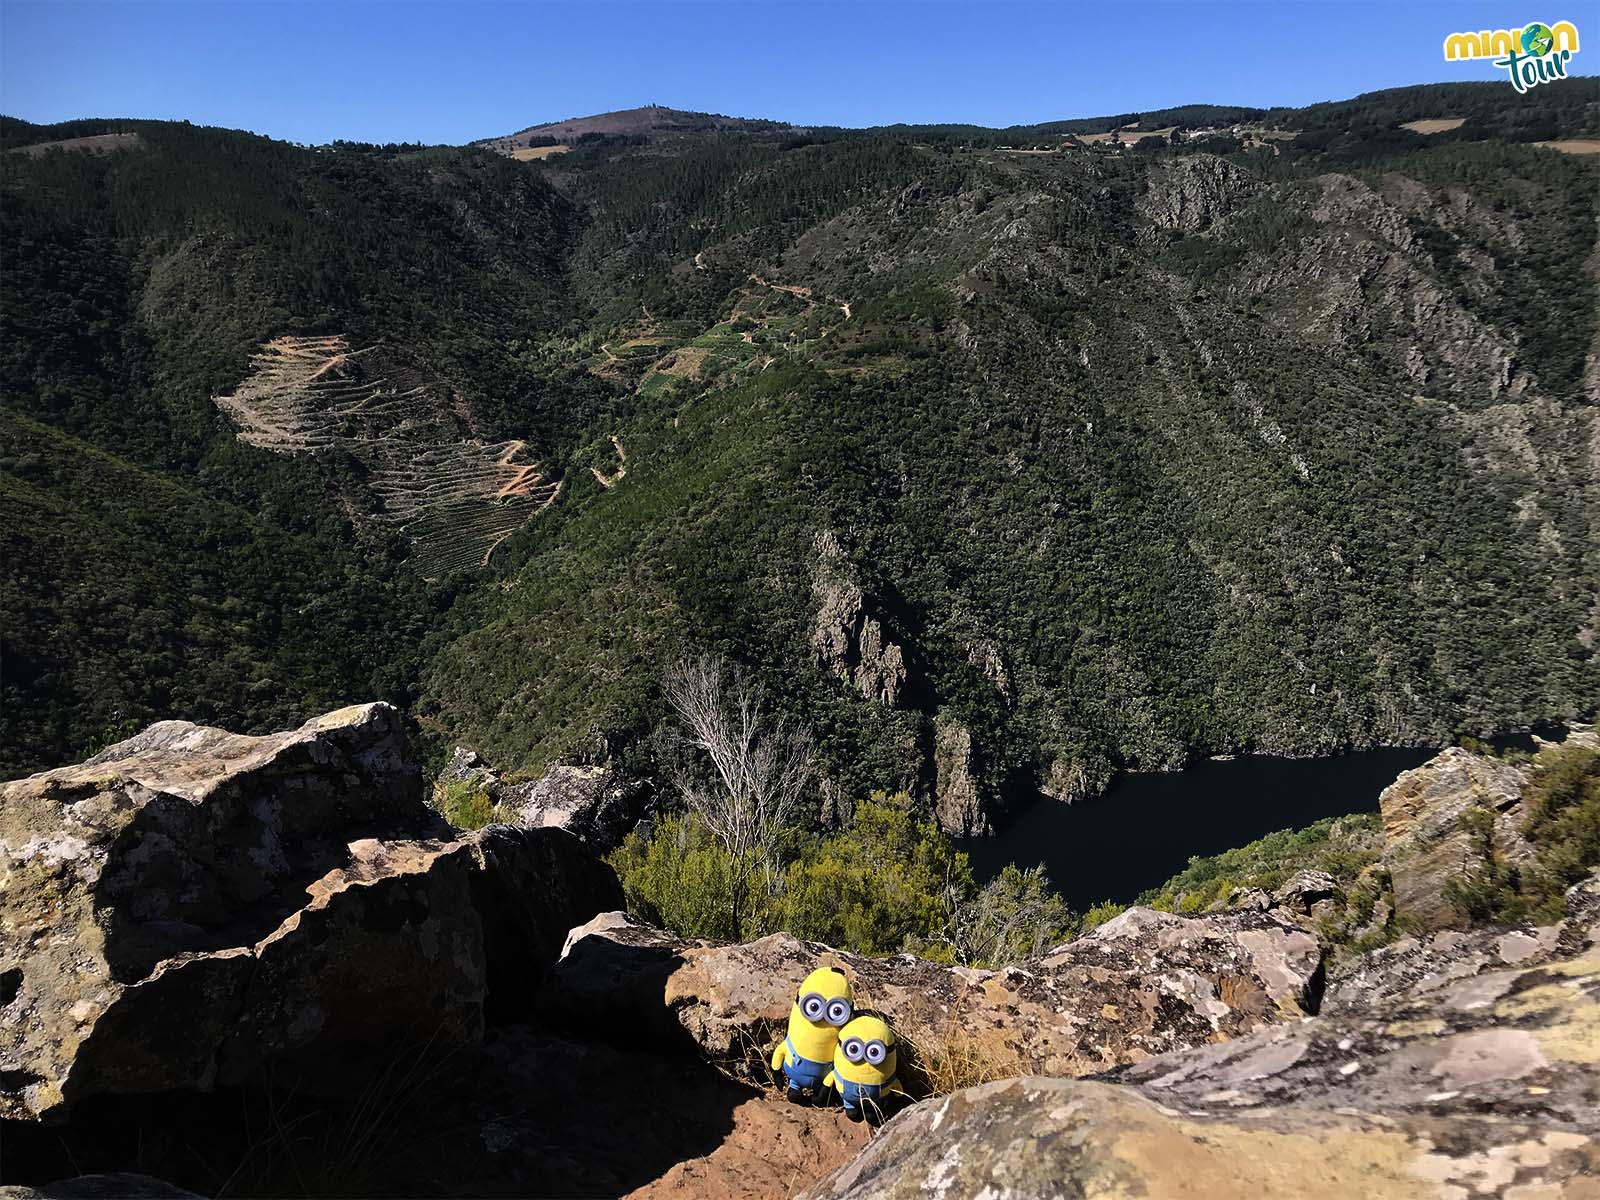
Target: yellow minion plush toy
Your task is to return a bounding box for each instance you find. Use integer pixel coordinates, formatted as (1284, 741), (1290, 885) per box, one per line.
(825, 1013), (906, 1122)
(770, 966), (852, 1103)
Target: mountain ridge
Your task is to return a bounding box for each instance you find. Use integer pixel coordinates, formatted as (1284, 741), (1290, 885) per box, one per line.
(2, 82), (1597, 830)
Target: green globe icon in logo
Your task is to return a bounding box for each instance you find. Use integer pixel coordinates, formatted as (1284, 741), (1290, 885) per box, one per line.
(1522, 23), (1554, 55)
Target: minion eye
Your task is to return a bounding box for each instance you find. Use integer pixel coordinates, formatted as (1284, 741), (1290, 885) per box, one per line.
(825, 998), (852, 1026)
(843, 1038), (866, 1063)
(865, 1041), (887, 1065)
(801, 994), (826, 1020)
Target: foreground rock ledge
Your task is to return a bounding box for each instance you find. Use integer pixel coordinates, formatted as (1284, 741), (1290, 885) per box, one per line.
(803, 872), (1600, 1200)
(547, 904), (1324, 1080)
(0, 703), (620, 1122)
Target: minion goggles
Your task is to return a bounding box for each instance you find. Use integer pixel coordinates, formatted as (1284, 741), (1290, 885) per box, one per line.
(841, 1035), (890, 1065)
(798, 992), (853, 1026)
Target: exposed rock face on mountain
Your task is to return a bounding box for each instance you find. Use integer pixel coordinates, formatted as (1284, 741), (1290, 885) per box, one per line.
(0, 706), (620, 1122)
(803, 871), (1600, 1200)
(1379, 746), (1536, 930)
(546, 905), (1322, 1080)
(1137, 153), (1255, 233)
(931, 714), (986, 837)
(811, 532), (907, 709)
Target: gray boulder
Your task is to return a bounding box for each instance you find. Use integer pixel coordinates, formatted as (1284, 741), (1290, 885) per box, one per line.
(0, 705), (620, 1122)
(498, 763), (651, 852)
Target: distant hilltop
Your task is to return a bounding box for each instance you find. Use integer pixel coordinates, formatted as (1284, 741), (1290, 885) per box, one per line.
(477, 103), (790, 158)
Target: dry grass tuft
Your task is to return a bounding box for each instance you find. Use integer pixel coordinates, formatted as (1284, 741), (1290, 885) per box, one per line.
(897, 1025), (1017, 1098)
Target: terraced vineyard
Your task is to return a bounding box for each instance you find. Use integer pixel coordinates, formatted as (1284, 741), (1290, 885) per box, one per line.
(216, 336), (560, 577)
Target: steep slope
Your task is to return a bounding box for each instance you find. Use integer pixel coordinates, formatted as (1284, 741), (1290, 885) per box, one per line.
(424, 117), (1600, 825)
(0, 118), (586, 773)
(4, 87), (1598, 824)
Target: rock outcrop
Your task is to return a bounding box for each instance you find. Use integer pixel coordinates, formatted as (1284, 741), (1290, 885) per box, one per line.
(498, 763), (651, 851)
(439, 747), (650, 853)
(803, 871), (1600, 1200)
(0, 705), (620, 1123)
(1379, 745), (1534, 930)
(931, 713), (986, 837)
(811, 532), (907, 708)
(1137, 153), (1256, 234)
(546, 905), (1322, 1081)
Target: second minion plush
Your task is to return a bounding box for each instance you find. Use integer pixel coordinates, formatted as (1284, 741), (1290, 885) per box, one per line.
(770, 966), (853, 1103)
(825, 1013), (906, 1122)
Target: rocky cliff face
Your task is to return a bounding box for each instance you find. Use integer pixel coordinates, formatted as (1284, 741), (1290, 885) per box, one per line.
(811, 532), (908, 709)
(1379, 746), (1535, 930)
(931, 714), (986, 837)
(1377, 726), (1598, 932)
(0, 705), (620, 1124)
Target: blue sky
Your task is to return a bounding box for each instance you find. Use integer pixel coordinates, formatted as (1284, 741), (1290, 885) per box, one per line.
(0, 2), (1585, 143)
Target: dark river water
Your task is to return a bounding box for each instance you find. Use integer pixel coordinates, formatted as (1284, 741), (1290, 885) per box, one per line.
(960, 748), (1443, 911)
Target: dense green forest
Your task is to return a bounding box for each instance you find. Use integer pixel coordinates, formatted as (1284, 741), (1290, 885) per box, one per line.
(3, 83), (1597, 838)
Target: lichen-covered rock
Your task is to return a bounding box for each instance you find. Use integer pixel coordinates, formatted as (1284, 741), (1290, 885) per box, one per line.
(497, 764), (651, 852)
(1324, 869), (1600, 1019)
(1270, 869), (1341, 923)
(805, 872), (1600, 1200)
(0, 705), (620, 1122)
(546, 905), (1323, 1081)
(439, 745), (502, 793)
(1379, 746), (1534, 930)
(802, 1070), (1596, 1200)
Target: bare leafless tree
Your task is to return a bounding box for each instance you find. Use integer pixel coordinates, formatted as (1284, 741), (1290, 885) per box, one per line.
(661, 653), (815, 939)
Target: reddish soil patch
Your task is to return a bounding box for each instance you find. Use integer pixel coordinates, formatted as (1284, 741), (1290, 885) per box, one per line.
(625, 1093), (871, 1200)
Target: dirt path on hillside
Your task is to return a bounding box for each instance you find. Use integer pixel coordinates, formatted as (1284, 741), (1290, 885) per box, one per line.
(747, 273), (853, 325)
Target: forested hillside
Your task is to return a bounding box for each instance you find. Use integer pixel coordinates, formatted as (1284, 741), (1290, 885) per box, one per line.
(3, 83), (1598, 829)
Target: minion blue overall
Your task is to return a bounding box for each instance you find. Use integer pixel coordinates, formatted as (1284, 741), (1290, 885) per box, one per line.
(769, 966), (853, 1103)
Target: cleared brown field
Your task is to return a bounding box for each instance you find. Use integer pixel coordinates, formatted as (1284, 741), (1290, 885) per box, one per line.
(511, 144), (570, 161)
(1401, 118), (1466, 135)
(1534, 139), (1600, 156)
(1079, 127), (1177, 144)
(9, 131), (142, 156)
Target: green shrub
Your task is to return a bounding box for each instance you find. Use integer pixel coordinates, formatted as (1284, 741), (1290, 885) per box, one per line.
(606, 812), (747, 941)
(945, 863), (1079, 965)
(1445, 745), (1600, 925)
(435, 779), (499, 830)
(1081, 900), (1128, 929)
(777, 792), (971, 956)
